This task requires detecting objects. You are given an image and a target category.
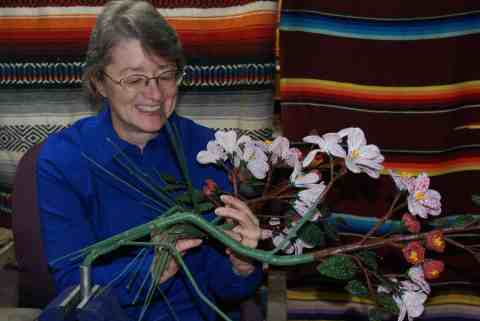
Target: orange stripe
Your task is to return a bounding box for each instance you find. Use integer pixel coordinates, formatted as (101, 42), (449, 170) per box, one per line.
(1, 31), (89, 41)
(282, 85), (480, 102)
(170, 13), (276, 31)
(384, 157), (480, 176)
(3, 30), (273, 48)
(1, 13), (275, 32)
(0, 17), (95, 31)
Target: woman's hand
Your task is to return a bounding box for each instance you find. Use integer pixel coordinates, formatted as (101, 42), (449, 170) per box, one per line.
(153, 238), (203, 284)
(215, 194), (261, 276)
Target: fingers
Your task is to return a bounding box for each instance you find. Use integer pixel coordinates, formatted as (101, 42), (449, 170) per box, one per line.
(215, 195), (259, 226)
(231, 225), (260, 247)
(175, 238), (203, 253)
(157, 238), (202, 284)
(159, 256), (179, 283)
(223, 229), (242, 243)
(218, 198), (261, 249)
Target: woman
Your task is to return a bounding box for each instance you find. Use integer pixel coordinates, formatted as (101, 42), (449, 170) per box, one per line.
(37, 1), (262, 320)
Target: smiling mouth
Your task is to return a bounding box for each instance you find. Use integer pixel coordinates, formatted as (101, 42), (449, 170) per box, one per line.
(136, 105), (162, 113)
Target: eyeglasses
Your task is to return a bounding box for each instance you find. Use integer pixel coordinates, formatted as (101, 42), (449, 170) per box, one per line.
(102, 68), (184, 92)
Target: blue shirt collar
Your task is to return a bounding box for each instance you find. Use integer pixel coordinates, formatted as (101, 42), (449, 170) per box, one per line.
(92, 101), (181, 164)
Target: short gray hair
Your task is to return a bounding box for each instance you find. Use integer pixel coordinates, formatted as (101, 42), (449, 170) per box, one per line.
(83, 0), (185, 108)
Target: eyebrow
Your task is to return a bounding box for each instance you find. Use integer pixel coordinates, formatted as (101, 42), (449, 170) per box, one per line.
(119, 64), (176, 75)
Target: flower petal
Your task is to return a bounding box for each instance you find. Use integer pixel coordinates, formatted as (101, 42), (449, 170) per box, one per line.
(303, 135), (323, 146)
(347, 128), (366, 151)
(345, 157), (361, 173)
(215, 130), (237, 154)
(303, 149), (321, 167)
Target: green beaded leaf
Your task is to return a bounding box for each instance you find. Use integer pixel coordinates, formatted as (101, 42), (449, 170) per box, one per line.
(195, 202), (215, 212)
(176, 193), (191, 204)
(298, 222), (325, 247)
(316, 255), (359, 280)
(368, 307), (393, 321)
(397, 221), (408, 233)
(323, 220), (339, 242)
(355, 250), (378, 271)
(158, 173), (178, 184)
(238, 183), (261, 198)
(451, 214), (477, 227)
(176, 190), (204, 205)
(345, 279), (369, 296)
(376, 293), (399, 314)
(163, 184), (186, 192)
(428, 217), (451, 228)
(429, 214), (477, 228)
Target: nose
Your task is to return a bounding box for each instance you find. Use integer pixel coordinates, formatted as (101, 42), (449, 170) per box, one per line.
(142, 78), (164, 100)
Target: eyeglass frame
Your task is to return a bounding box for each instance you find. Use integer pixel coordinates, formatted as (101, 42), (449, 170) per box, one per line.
(101, 68), (185, 91)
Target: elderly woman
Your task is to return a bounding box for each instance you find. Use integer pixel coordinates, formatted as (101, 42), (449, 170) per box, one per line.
(37, 1), (262, 320)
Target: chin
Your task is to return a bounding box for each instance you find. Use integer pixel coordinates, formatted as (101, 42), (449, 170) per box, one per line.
(140, 118), (168, 132)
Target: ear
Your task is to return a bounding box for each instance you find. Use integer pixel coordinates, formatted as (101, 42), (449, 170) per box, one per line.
(92, 76), (107, 98)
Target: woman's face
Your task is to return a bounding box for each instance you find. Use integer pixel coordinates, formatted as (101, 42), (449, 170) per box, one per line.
(96, 39), (179, 148)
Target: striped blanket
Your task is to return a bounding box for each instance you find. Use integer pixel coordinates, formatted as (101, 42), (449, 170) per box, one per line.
(0, 0), (278, 224)
(277, 1), (480, 218)
(287, 287), (480, 321)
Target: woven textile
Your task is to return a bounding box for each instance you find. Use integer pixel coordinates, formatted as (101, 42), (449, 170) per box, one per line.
(287, 287), (480, 321)
(0, 1), (278, 224)
(277, 1), (480, 217)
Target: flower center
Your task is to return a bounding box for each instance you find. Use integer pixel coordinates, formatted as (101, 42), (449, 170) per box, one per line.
(415, 191), (426, 201)
(433, 237), (444, 248)
(409, 251), (418, 262)
(351, 149), (360, 159)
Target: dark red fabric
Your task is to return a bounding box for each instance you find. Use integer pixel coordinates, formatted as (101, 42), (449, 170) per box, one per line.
(12, 142), (56, 308)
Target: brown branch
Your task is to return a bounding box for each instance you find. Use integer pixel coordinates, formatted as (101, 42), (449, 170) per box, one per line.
(347, 254), (375, 301)
(313, 225), (480, 261)
(231, 168), (239, 197)
(263, 166), (275, 197)
(205, 194), (222, 208)
(359, 192), (403, 244)
(246, 194), (295, 206)
(464, 219), (480, 229)
(329, 155), (334, 181)
(255, 213), (295, 218)
(444, 237), (480, 264)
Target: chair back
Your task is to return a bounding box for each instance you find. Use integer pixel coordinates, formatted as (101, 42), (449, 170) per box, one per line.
(12, 142), (56, 308)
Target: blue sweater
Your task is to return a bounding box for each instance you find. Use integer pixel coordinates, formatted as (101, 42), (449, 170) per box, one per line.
(37, 107), (262, 321)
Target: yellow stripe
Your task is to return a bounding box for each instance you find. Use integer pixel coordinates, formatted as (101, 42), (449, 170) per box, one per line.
(382, 164), (480, 177)
(428, 293), (480, 305)
(287, 290), (373, 304)
(288, 290), (480, 306)
(281, 78), (480, 95)
(455, 124), (480, 130)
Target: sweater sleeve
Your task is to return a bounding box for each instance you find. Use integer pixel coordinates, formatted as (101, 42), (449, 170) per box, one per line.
(36, 138), (174, 306)
(204, 242), (263, 302)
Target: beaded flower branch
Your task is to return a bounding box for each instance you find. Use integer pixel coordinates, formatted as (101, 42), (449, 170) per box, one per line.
(58, 122), (480, 321)
(196, 127), (480, 321)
